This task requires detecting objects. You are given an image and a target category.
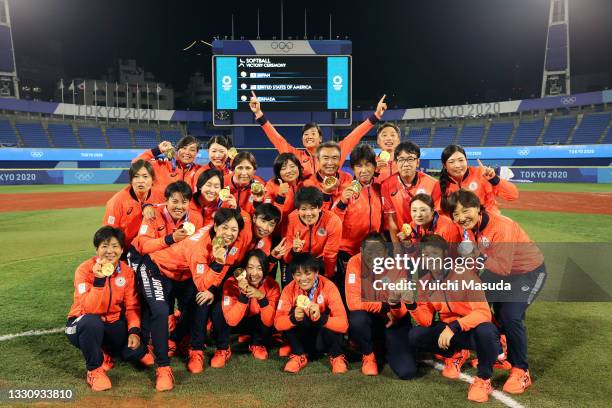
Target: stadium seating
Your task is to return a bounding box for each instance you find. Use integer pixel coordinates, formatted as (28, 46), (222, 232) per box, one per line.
(160, 130), (183, 145)
(0, 119), (19, 146)
(511, 119), (544, 146)
(187, 122), (207, 137)
(571, 112), (611, 144)
(408, 127), (431, 148)
(78, 126), (108, 148)
(133, 130), (158, 149)
(16, 123), (51, 148)
(48, 124), (79, 148)
(106, 128), (134, 148)
(541, 116), (576, 144)
(430, 126), (457, 147)
(484, 122), (513, 146)
(456, 125), (484, 147)
(601, 126), (612, 144)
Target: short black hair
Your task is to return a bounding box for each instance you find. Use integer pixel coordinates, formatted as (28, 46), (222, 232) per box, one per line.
(315, 141), (341, 157)
(287, 253), (323, 276)
(243, 249), (270, 276)
(444, 189), (483, 215)
(165, 181), (193, 201)
(410, 193), (435, 210)
(207, 135), (233, 150)
(302, 123), (322, 138)
(350, 144), (377, 168)
(294, 186), (324, 209)
(254, 203), (281, 224)
(177, 135), (200, 151)
(273, 153), (303, 181)
(129, 159), (155, 181)
(377, 122), (401, 137)
(394, 141), (421, 159)
(231, 151), (257, 170)
(93, 226), (125, 249)
(212, 208), (245, 235)
(196, 168), (224, 190)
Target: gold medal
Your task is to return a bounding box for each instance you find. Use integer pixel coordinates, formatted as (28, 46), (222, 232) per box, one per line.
(101, 263), (115, 277)
(212, 236), (225, 247)
(251, 182), (264, 195)
(350, 180), (362, 193)
(181, 222), (195, 236)
(227, 147), (238, 160)
(296, 294), (311, 309)
(233, 267), (247, 281)
(166, 147), (175, 160)
(402, 223), (412, 236)
(379, 151), (391, 162)
(218, 187), (231, 201)
(323, 176), (337, 188)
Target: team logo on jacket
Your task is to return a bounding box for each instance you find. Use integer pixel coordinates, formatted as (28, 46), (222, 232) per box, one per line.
(416, 188), (426, 194)
(139, 225), (148, 234)
(317, 294), (324, 304)
(115, 276), (126, 287)
(317, 227), (327, 237)
(78, 283), (87, 294)
(107, 215), (115, 225)
(257, 240), (265, 249)
(196, 264), (205, 274)
(480, 236), (490, 248)
(229, 247), (238, 256)
(468, 182), (478, 191)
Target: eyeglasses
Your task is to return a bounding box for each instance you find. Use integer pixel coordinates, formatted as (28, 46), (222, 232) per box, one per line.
(396, 156), (418, 165)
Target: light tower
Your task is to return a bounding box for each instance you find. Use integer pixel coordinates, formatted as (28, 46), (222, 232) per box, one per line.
(541, 0), (571, 97)
(0, 0), (19, 98)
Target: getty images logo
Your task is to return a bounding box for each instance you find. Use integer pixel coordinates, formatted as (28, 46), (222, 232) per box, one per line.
(332, 75), (343, 91)
(221, 75), (232, 91)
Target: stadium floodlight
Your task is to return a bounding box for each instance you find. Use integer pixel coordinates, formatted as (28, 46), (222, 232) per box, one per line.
(541, 0), (571, 96)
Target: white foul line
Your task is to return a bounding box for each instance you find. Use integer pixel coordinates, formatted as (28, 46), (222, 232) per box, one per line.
(423, 360), (526, 408)
(0, 327), (64, 342)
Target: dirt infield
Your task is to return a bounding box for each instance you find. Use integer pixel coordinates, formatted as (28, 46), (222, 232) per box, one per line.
(499, 191), (612, 215)
(0, 191), (115, 212)
(1, 189), (611, 215)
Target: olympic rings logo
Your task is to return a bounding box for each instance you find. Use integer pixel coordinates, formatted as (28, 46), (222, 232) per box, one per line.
(30, 151), (44, 158)
(270, 41), (293, 52)
(561, 96), (576, 105)
(74, 172), (94, 182)
(517, 148), (530, 156)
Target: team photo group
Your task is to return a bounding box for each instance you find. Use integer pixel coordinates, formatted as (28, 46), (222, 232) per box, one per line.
(66, 93), (545, 404)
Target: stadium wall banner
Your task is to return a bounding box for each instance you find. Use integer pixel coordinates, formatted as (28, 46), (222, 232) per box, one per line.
(0, 89), (609, 123)
(505, 167), (599, 183)
(0, 148), (209, 163)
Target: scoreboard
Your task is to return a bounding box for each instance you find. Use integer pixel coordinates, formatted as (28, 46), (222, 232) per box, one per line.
(213, 55), (351, 126)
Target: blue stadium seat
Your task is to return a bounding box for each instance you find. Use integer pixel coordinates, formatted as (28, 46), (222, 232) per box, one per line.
(106, 128), (134, 149)
(572, 113), (610, 144)
(133, 130), (158, 149)
(187, 122), (207, 137)
(0, 119), (18, 146)
(160, 130), (183, 145)
(601, 127), (612, 144)
(408, 127), (431, 148)
(456, 125), (484, 147)
(16, 123), (51, 147)
(511, 119), (544, 146)
(430, 126), (457, 148)
(79, 126), (108, 148)
(48, 124), (79, 148)
(541, 116), (576, 144)
(484, 122), (513, 146)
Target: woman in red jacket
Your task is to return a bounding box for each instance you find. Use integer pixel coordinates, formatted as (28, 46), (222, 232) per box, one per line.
(446, 189), (546, 395)
(224, 151), (266, 213)
(190, 168), (238, 227)
(396, 194), (461, 244)
(65, 226), (155, 391)
(407, 234), (500, 403)
(431, 144), (518, 214)
(214, 249), (281, 364)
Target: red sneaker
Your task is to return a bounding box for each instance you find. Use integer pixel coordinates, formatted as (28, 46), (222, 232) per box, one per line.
(503, 368), (532, 394)
(278, 344), (292, 357)
(442, 349), (470, 379)
(87, 367), (112, 391)
(210, 348), (232, 368)
(187, 349), (205, 374)
(249, 344), (268, 360)
(468, 377), (492, 403)
(284, 354), (308, 373)
(155, 366), (174, 392)
(330, 354), (348, 374)
(361, 353), (378, 376)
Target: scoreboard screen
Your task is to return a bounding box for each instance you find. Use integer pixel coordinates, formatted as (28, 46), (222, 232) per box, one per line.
(213, 55), (351, 126)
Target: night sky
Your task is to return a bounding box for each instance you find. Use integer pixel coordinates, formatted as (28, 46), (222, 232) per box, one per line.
(8, 0), (612, 108)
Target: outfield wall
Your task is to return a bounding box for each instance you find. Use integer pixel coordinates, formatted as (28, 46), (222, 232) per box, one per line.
(0, 144), (610, 185)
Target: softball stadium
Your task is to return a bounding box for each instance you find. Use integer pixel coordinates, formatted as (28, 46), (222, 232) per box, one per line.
(1, 1), (611, 407)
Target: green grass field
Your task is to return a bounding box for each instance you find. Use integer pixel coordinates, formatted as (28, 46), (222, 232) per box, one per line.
(0, 183), (611, 407)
